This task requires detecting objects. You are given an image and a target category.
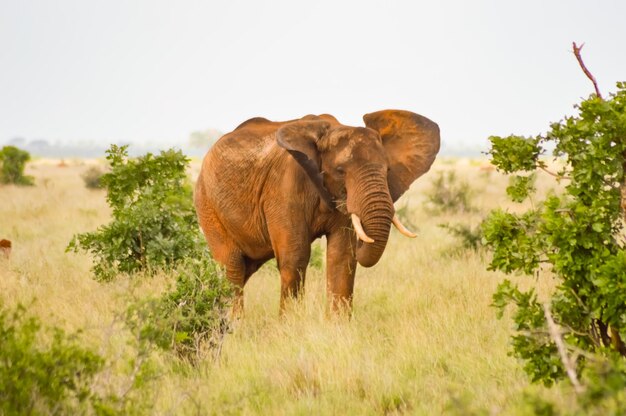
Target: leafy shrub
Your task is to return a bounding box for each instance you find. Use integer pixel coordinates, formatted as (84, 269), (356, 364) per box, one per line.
(506, 173), (537, 203)
(425, 171), (474, 214)
(125, 256), (234, 362)
(0, 302), (118, 415)
(0, 145), (34, 186)
(81, 165), (105, 189)
(439, 222), (484, 252)
(483, 79), (626, 411)
(489, 135), (542, 173)
(68, 145), (204, 281)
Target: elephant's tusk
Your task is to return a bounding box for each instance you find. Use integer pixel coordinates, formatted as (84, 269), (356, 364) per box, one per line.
(351, 214), (375, 243)
(392, 215), (417, 238)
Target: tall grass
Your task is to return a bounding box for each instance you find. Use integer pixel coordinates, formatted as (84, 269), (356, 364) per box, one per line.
(0, 159), (572, 414)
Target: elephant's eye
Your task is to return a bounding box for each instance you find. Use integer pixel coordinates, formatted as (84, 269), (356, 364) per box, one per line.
(335, 166), (345, 176)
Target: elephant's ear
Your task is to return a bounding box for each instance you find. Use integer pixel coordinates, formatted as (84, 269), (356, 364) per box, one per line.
(363, 110), (440, 202)
(276, 120), (336, 210)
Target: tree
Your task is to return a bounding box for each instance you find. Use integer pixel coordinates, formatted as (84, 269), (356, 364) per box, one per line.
(0, 145), (34, 186)
(68, 145), (204, 281)
(483, 43), (626, 411)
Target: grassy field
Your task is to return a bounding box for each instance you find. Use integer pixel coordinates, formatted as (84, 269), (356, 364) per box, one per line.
(0, 158), (575, 415)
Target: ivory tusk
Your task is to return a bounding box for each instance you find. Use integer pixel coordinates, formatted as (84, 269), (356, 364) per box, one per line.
(392, 215), (417, 238)
(351, 213), (375, 243)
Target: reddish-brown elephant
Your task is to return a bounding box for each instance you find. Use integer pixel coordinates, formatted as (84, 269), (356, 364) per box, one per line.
(194, 110), (440, 313)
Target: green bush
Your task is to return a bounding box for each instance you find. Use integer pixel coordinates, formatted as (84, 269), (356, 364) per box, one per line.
(425, 171), (474, 214)
(0, 145), (34, 186)
(439, 222), (483, 252)
(0, 302), (118, 415)
(125, 256), (234, 362)
(506, 173), (537, 203)
(67, 145), (205, 281)
(483, 80), (626, 412)
(81, 165), (105, 189)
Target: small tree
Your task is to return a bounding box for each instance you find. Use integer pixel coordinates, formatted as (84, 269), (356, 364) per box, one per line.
(0, 145), (34, 186)
(483, 44), (626, 411)
(125, 256), (234, 362)
(68, 145), (204, 281)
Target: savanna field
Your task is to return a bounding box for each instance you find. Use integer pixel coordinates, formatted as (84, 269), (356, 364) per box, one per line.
(1, 158), (578, 415)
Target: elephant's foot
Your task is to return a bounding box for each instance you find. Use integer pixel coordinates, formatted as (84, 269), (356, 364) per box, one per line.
(327, 294), (353, 318)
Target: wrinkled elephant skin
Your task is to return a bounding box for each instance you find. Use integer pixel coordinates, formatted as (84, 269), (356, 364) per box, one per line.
(194, 110), (440, 314)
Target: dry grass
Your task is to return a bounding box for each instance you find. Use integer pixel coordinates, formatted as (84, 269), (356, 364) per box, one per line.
(0, 158), (573, 415)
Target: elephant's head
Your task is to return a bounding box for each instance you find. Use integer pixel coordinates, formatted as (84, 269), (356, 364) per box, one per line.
(277, 110), (440, 268)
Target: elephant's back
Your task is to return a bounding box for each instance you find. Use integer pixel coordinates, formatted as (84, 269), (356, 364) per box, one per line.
(195, 120), (288, 243)
(206, 120), (285, 175)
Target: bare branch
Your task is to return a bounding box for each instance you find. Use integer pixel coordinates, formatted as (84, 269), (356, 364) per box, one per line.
(544, 303), (585, 394)
(539, 166), (571, 180)
(572, 42), (603, 99)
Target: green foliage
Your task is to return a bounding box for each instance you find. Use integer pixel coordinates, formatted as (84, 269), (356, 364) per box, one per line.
(488, 135), (543, 173)
(0, 145), (34, 186)
(482, 209), (542, 275)
(125, 256), (234, 362)
(68, 145), (204, 281)
(519, 353), (626, 415)
(81, 165), (105, 189)
(309, 242), (324, 271)
(439, 222), (483, 252)
(483, 82), (626, 409)
(492, 280), (565, 386)
(507, 173), (537, 203)
(518, 393), (558, 416)
(0, 302), (118, 415)
(425, 171), (474, 214)
(577, 352), (626, 414)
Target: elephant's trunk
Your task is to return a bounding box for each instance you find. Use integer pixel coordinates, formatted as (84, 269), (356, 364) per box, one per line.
(347, 165), (394, 268)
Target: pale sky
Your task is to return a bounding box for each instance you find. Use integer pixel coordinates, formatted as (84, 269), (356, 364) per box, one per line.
(1, 0), (625, 151)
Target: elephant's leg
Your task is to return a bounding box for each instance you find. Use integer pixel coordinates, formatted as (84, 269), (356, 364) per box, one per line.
(270, 231), (311, 313)
(326, 227), (358, 313)
(278, 252), (311, 312)
(196, 204), (247, 314)
(224, 250), (247, 316)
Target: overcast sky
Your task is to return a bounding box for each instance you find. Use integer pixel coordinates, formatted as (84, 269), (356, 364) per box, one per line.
(1, 0), (625, 150)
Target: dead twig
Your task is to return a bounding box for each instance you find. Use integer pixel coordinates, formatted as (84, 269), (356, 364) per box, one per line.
(544, 303), (585, 394)
(572, 42), (602, 99)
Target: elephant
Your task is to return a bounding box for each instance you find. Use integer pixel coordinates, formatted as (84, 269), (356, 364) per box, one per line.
(194, 110), (440, 314)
